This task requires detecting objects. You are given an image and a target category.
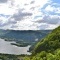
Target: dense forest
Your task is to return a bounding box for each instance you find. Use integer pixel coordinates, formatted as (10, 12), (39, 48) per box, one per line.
(24, 26), (60, 60)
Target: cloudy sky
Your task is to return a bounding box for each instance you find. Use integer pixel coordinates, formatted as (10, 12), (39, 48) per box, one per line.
(0, 0), (60, 30)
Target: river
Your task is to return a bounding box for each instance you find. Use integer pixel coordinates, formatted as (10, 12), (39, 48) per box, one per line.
(0, 38), (31, 55)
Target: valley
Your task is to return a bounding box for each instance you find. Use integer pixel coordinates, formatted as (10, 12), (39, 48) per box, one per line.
(0, 30), (51, 60)
(0, 26), (60, 60)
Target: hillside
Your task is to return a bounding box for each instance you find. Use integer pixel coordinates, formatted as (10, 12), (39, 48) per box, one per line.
(0, 30), (51, 41)
(33, 26), (60, 54)
(24, 26), (60, 60)
(0, 30), (51, 46)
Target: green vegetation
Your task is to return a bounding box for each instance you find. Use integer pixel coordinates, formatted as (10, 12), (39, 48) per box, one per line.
(24, 26), (60, 60)
(0, 53), (19, 60)
(0, 26), (60, 60)
(11, 42), (30, 47)
(0, 53), (26, 60)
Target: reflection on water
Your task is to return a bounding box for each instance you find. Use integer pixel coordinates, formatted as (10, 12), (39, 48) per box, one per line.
(0, 38), (31, 55)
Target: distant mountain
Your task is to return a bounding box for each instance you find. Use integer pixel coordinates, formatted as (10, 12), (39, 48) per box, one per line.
(0, 29), (51, 45)
(24, 26), (60, 60)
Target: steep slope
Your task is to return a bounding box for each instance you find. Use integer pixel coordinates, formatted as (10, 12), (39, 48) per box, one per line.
(24, 26), (60, 60)
(33, 26), (60, 54)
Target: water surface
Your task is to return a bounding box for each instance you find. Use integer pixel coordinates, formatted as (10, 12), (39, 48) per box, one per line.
(0, 38), (31, 55)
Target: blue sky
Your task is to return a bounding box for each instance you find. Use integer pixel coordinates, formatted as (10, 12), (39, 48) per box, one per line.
(0, 0), (60, 30)
(52, 0), (60, 3)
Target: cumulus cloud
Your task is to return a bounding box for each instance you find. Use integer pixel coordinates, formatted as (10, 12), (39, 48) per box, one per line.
(36, 15), (60, 24)
(30, 1), (35, 4)
(11, 10), (32, 21)
(39, 24), (50, 30)
(0, 0), (8, 3)
(0, 0), (60, 30)
(0, 16), (16, 27)
(45, 4), (60, 14)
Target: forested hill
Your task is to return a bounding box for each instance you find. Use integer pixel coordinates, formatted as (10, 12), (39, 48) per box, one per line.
(33, 26), (60, 54)
(0, 29), (51, 43)
(24, 26), (60, 60)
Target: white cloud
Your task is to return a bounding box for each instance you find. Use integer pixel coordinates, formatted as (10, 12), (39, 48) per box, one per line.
(45, 5), (54, 12)
(55, 8), (60, 13)
(0, 0), (8, 3)
(45, 3), (60, 14)
(0, 0), (60, 30)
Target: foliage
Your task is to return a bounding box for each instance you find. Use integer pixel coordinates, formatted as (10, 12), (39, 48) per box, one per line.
(33, 26), (60, 54)
(0, 54), (19, 60)
(24, 26), (60, 60)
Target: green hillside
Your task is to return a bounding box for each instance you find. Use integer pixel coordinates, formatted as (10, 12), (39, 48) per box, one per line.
(24, 26), (60, 60)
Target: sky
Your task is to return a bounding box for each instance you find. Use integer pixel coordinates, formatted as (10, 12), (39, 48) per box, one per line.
(0, 0), (60, 30)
